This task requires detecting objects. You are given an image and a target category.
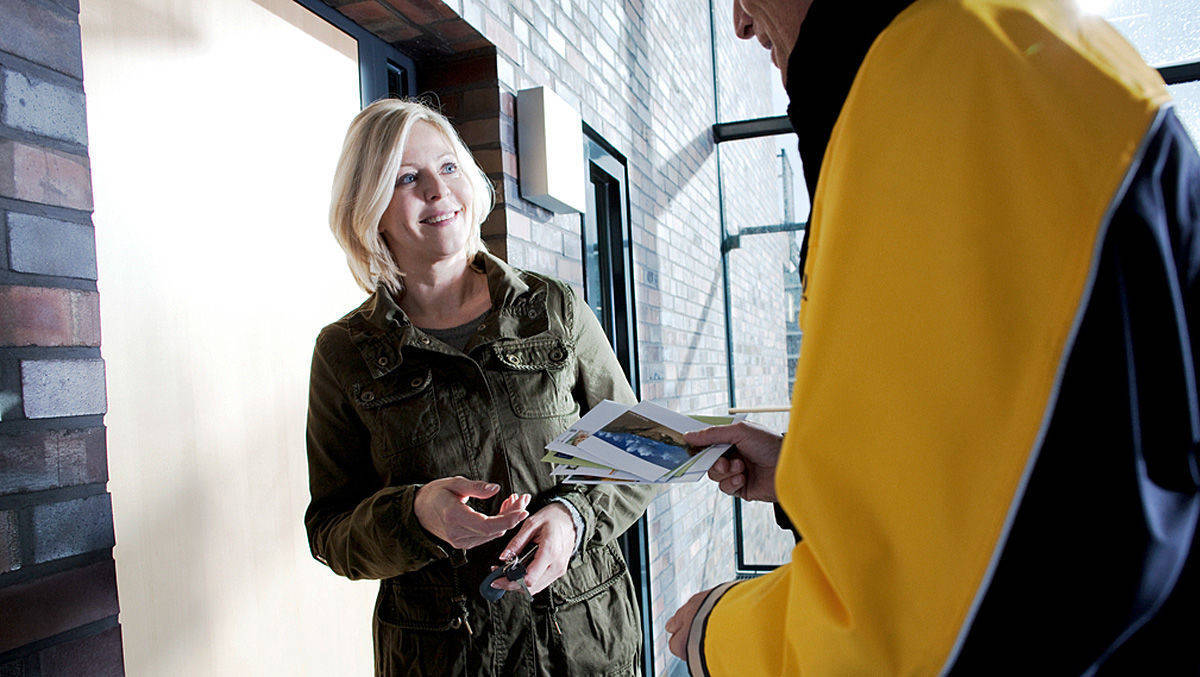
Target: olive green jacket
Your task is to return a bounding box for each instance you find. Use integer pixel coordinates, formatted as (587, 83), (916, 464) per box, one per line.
(305, 252), (656, 676)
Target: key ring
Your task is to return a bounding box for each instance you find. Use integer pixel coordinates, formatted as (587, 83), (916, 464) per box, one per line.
(479, 544), (539, 602)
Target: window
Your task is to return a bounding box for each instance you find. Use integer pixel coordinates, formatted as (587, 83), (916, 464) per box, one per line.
(580, 127), (653, 673)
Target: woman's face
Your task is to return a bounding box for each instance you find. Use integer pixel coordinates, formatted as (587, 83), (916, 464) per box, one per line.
(379, 121), (475, 270)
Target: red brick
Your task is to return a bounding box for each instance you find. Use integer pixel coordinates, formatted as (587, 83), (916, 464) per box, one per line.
(473, 148), (504, 177)
(0, 140), (93, 211)
(38, 626), (123, 677)
(423, 54), (497, 89)
(452, 37), (492, 51)
(381, 0), (442, 25)
(429, 18), (480, 42)
(501, 149), (518, 177)
(0, 560), (120, 653)
(456, 118), (498, 147)
(430, 0), (459, 20)
(459, 87), (499, 119)
(499, 91), (515, 118)
(0, 427), (108, 494)
(0, 286), (101, 347)
(375, 21), (423, 42)
(338, 0), (395, 24)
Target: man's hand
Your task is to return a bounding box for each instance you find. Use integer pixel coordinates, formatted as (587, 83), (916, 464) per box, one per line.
(665, 587), (713, 660)
(413, 477), (530, 550)
(684, 421), (783, 502)
(492, 503), (577, 595)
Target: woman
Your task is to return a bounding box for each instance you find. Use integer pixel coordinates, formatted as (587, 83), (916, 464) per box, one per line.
(304, 98), (655, 676)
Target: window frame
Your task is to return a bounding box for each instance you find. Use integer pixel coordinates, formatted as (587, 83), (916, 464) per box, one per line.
(292, 0), (417, 104)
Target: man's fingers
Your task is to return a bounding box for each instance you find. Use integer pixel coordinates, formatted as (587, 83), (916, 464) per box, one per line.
(719, 475), (744, 492)
(683, 424), (740, 447)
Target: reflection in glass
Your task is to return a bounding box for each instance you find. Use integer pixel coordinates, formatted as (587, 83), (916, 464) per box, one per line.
(1169, 81), (1200, 144)
(1094, 0), (1200, 67)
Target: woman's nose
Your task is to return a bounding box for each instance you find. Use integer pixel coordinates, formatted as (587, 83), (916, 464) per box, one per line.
(423, 174), (446, 200)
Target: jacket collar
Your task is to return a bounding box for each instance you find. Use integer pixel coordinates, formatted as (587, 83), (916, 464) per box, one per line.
(785, 0), (916, 200)
(350, 251), (545, 377)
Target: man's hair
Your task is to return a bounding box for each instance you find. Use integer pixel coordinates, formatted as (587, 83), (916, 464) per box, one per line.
(329, 98), (494, 294)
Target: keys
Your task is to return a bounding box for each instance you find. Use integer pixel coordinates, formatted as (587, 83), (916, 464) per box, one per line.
(479, 544), (539, 602)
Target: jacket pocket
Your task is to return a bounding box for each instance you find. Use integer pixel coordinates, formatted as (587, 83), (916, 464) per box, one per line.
(540, 543), (640, 674)
(492, 337), (579, 419)
(374, 580), (474, 675)
(377, 579), (468, 632)
(353, 367), (440, 452)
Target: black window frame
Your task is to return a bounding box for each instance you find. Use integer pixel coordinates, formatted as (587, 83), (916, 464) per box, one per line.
(579, 124), (654, 674)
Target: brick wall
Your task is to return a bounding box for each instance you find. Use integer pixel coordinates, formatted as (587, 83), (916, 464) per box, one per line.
(0, 0), (122, 673)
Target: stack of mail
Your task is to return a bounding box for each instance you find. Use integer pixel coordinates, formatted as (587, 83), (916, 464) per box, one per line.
(542, 400), (743, 484)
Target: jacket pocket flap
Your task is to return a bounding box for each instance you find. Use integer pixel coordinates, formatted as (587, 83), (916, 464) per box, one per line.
(492, 337), (571, 372)
(353, 369), (433, 408)
(378, 581), (463, 631)
(547, 543), (626, 608)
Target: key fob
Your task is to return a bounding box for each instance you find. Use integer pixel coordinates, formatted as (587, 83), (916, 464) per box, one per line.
(480, 567), (508, 602)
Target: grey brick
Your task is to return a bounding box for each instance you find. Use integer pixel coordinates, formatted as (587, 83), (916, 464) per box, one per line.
(32, 494), (115, 563)
(20, 359), (106, 419)
(8, 212), (97, 279)
(1, 70), (87, 145)
(0, 509), (18, 572)
(0, 0), (84, 79)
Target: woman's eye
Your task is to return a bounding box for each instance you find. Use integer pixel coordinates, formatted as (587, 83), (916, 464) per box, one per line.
(441, 162), (458, 174)
(396, 173), (416, 186)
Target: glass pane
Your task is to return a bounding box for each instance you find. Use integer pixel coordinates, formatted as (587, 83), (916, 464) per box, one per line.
(1089, 0), (1200, 67)
(711, 0), (789, 122)
(1170, 80), (1200, 144)
(722, 132), (805, 569)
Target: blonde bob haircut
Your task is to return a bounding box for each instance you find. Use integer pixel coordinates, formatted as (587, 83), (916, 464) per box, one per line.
(329, 98), (494, 294)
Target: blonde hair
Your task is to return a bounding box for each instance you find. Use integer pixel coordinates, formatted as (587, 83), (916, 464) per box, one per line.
(329, 98), (494, 294)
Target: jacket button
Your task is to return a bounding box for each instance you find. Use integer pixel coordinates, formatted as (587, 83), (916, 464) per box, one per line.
(419, 336), (431, 345)
(361, 391), (375, 402)
(506, 354), (521, 365)
(410, 376), (424, 388)
(549, 349), (566, 362)
(377, 356), (388, 366)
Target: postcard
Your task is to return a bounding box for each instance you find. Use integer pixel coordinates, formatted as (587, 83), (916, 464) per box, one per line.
(545, 400), (742, 484)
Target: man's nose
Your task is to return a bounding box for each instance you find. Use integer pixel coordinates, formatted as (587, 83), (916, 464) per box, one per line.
(733, 0), (754, 40)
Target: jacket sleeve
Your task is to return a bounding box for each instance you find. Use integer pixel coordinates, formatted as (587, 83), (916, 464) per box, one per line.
(541, 282), (660, 548)
(303, 327), (451, 580)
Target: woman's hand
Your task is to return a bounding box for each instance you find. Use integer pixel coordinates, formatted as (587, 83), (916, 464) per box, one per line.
(492, 503), (577, 595)
(414, 477), (530, 550)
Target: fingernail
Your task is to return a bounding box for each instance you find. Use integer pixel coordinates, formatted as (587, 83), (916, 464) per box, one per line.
(485, 483), (499, 491)
(501, 551), (512, 559)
